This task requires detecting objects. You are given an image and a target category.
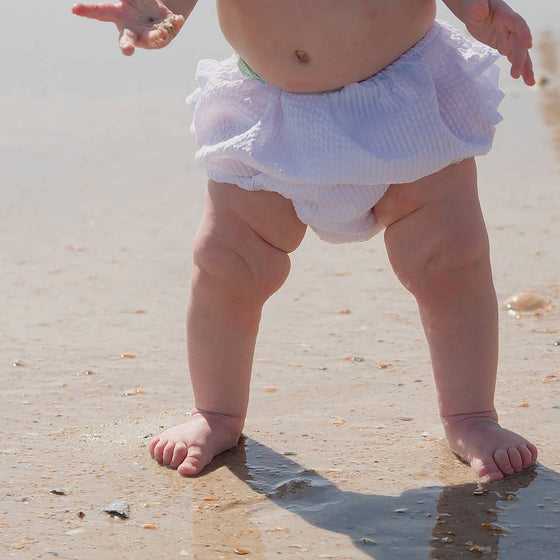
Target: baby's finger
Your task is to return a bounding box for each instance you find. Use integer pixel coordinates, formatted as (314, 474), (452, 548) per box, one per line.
(521, 51), (535, 86)
(72, 2), (120, 23)
(119, 28), (137, 56)
(508, 43), (526, 80)
(146, 27), (173, 49)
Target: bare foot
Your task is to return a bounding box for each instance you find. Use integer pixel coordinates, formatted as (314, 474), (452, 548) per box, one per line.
(149, 410), (243, 476)
(442, 412), (538, 482)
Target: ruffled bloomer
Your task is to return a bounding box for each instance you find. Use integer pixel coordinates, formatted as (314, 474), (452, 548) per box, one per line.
(187, 20), (503, 243)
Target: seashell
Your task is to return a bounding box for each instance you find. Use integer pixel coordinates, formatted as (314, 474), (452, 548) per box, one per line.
(504, 292), (548, 312)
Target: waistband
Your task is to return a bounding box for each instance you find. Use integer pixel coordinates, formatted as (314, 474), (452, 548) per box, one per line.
(237, 57), (343, 94)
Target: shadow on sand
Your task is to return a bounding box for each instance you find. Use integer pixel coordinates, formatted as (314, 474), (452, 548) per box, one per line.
(202, 437), (559, 559)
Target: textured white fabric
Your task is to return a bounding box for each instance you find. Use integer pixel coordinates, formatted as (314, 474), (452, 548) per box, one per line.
(187, 20), (504, 243)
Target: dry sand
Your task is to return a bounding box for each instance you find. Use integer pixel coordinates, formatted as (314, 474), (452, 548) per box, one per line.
(1, 1), (559, 559)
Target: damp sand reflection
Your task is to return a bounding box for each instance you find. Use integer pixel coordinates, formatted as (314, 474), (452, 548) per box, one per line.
(190, 437), (560, 560)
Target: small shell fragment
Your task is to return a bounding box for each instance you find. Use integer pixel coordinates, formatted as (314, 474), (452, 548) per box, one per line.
(120, 353), (137, 359)
(201, 495), (218, 501)
(469, 544), (492, 554)
(102, 500), (130, 519)
(543, 375), (559, 383)
(233, 547), (250, 555)
(481, 522), (508, 534)
(263, 386), (277, 393)
(331, 418), (346, 425)
(123, 388), (146, 396)
(49, 488), (68, 496)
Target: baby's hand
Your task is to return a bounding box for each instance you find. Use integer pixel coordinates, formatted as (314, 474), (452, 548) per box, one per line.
(462, 0), (534, 85)
(72, 0), (186, 56)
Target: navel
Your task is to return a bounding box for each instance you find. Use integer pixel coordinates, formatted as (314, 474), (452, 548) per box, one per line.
(294, 49), (310, 63)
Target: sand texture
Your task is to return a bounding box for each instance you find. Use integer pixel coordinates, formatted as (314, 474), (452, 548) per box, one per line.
(1, 1), (559, 558)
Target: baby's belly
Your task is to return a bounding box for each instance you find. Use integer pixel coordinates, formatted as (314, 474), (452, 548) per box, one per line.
(216, 0), (437, 93)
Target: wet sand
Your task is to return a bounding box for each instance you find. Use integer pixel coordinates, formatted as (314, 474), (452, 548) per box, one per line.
(1, 1), (559, 558)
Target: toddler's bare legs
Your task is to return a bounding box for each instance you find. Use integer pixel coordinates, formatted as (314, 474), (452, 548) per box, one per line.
(374, 158), (538, 481)
(150, 180), (306, 475)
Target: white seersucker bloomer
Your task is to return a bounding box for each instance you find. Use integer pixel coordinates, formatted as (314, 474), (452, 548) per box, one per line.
(187, 20), (504, 243)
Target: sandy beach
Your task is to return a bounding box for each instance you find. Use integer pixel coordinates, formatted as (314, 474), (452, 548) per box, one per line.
(1, 1), (559, 558)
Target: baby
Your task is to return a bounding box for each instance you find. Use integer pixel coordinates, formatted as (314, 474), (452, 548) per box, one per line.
(72, 0), (538, 482)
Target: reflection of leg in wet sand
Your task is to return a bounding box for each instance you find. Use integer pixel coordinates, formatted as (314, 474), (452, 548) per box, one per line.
(430, 470), (537, 559)
(189, 442), (267, 559)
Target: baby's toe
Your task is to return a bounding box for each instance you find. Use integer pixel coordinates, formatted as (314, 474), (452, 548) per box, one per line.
(471, 456), (505, 482)
(177, 446), (209, 477)
(148, 436), (160, 458)
(153, 439), (168, 463)
(170, 442), (188, 468)
(518, 445), (533, 468)
(507, 446), (524, 472)
(494, 448), (515, 477)
(519, 443), (538, 469)
(162, 441), (176, 465)
(528, 443), (539, 462)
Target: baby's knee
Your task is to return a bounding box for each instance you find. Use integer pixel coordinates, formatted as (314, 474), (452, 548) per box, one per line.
(388, 219), (491, 299)
(192, 216), (291, 301)
(424, 226), (490, 288)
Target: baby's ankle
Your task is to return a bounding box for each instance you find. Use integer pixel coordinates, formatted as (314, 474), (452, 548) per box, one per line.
(190, 407), (245, 438)
(440, 409), (499, 430)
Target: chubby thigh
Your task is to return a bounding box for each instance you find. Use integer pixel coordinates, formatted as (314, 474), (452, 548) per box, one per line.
(374, 158), (480, 230)
(374, 157), (490, 294)
(205, 179), (307, 255)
